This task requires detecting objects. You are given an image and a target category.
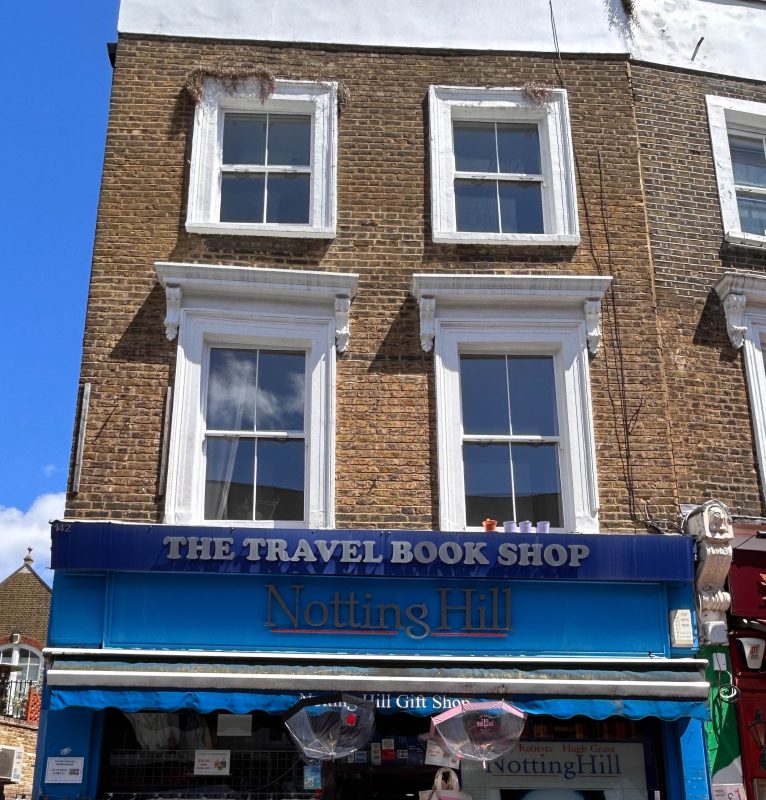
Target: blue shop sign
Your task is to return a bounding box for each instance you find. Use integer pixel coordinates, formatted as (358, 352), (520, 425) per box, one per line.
(51, 522), (694, 582)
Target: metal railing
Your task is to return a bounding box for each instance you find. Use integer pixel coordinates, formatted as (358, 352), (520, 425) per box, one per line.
(0, 678), (42, 723)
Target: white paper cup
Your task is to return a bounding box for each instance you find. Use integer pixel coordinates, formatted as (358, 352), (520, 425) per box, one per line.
(537, 520), (551, 533)
(503, 520), (518, 533)
(519, 520), (533, 533)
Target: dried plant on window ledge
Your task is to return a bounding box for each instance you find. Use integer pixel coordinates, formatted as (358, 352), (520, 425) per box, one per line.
(522, 82), (553, 104)
(620, 0), (636, 22)
(185, 65), (277, 104)
(184, 65), (350, 111)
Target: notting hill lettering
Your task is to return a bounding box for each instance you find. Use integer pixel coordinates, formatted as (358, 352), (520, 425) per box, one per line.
(263, 584), (512, 640)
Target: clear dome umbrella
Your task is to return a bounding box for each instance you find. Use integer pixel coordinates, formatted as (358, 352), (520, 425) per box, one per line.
(430, 700), (527, 768)
(282, 694), (375, 761)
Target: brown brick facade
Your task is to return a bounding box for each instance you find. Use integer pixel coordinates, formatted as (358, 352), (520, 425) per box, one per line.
(70, 36), (753, 532)
(0, 569), (50, 649)
(632, 63), (766, 515)
(0, 719), (38, 797)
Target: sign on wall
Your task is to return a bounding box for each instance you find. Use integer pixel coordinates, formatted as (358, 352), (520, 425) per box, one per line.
(462, 742), (648, 800)
(44, 757), (84, 784)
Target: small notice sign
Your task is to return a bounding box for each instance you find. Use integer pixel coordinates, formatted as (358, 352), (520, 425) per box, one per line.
(45, 757), (84, 784)
(194, 750), (231, 776)
(303, 763), (322, 790)
(670, 609), (694, 648)
(712, 784), (746, 800)
(425, 739), (459, 768)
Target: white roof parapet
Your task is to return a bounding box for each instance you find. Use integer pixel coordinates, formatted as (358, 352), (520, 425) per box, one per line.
(411, 273), (613, 355)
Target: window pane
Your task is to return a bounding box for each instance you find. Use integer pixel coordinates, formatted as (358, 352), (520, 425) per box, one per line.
(497, 123), (541, 174)
(0, 648), (12, 664)
(512, 443), (562, 527)
(220, 174), (265, 222)
(737, 193), (766, 236)
(268, 115), (311, 167)
(256, 351), (306, 432)
(453, 122), (498, 172)
(17, 649), (41, 682)
(508, 356), (558, 436)
(266, 174), (311, 224)
(455, 179), (500, 232)
(222, 113), (267, 164)
(463, 443), (513, 526)
(207, 349), (258, 431)
(499, 182), (544, 233)
(256, 439), (305, 521)
(730, 134), (766, 188)
(205, 437), (255, 520)
(460, 356), (510, 435)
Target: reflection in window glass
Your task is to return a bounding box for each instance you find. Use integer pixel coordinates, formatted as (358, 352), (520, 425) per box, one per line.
(204, 348), (306, 521)
(220, 112), (311, 224)
(459, 354), (562, 527)
(453, 120), (544, 234)
(730, 134), (766, 188)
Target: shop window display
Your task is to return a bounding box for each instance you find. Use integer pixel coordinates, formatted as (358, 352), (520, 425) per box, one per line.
(96, 710), (663, 800)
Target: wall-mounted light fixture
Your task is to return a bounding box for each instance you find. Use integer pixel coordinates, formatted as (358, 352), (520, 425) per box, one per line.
(748, 709), (766, 769)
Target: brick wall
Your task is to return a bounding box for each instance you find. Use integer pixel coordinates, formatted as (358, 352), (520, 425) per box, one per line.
(0, 719), (38, 797)
(67, 37), (689, 531)
(632, 63), (766, 515)
(0, 570), (50, 647)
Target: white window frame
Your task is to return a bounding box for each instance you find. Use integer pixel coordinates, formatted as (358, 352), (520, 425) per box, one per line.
(428, 86), (580, 246)
(707, 95), (766, 250)
(157, 262), (359, 527)
(716, 271), (766, 502)
(412, 274), (611, 533)
(186, 79), (337, 238)
(0, 644), (43, 683)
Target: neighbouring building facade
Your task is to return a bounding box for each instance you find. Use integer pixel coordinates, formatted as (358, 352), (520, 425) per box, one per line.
(0, 551), (50, 796)
(35, 1), (766, 799)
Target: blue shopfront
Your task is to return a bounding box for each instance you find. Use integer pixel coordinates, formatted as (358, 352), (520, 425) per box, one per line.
(36, 523), (710, 800)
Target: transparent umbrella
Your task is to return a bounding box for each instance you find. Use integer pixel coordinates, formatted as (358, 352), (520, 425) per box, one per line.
(430, 700), (526, 767)
(282, 694), (375, 761)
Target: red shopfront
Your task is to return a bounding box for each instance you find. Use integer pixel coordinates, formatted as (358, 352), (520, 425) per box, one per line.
(730, 525), (766, 800)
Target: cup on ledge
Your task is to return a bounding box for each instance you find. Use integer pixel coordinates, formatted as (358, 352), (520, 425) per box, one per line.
(503, 520), (518, 533)
(537, 520), (551, 533)
(519, 520), (533, 533)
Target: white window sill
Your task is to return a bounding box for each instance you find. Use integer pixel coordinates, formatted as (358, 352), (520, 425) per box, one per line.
(432, 231), (581, 247)
(725, 229), (766, 250)
(186, 221), (336, 239)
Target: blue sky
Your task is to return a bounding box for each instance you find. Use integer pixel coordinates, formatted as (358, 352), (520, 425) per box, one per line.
(0, 1), (120, 579)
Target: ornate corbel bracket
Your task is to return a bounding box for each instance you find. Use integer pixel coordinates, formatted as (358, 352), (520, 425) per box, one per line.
(722, 292), (747, 349)
(164, 286), (182, 341)
(418, 297), (436, 353)
(584, 299), (603, 355)
(685, 500), (733, 645)
(335, 296), (351, 353)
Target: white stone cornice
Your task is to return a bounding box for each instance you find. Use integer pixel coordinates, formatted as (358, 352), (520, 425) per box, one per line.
(155, 262), (359, 352)
(714, 271), (766, 349)
(410, 274), (612, 353)
(164, 286), (182, 341)
(334, 296), (351, 354)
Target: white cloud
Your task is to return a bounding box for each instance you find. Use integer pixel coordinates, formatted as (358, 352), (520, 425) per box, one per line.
(0, 493), (64, 585)
(42, 464), (57, 478)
